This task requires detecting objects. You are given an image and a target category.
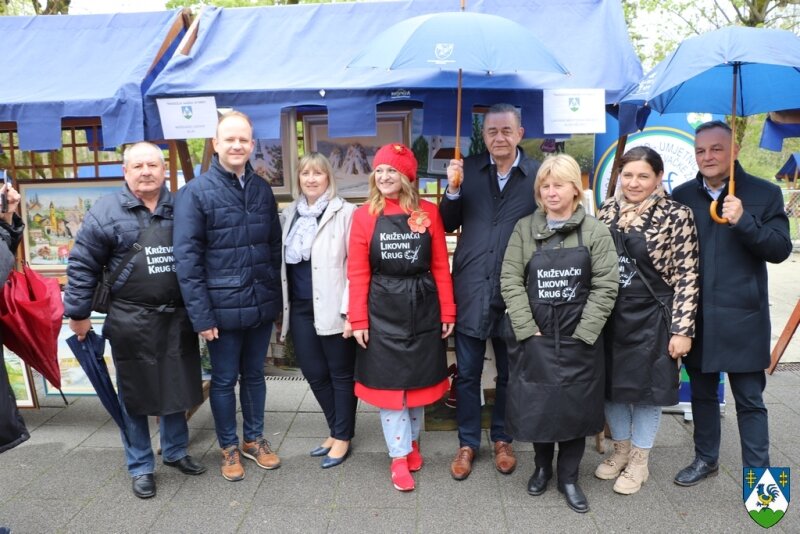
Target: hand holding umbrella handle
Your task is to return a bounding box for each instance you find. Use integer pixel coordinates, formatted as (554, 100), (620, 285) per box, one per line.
(709, 170), (736, 224)
(446, 158), (464, 192)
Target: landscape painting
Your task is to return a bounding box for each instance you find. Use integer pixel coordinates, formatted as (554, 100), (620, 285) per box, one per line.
(19, 180), (124, 274)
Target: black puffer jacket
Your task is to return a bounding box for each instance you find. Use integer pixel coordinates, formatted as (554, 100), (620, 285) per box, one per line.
(173, 157), (282, 332)
(63, 185), (174, 320)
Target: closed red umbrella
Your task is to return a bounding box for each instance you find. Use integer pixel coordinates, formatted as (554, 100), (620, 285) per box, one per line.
(0, 265), (63, 392)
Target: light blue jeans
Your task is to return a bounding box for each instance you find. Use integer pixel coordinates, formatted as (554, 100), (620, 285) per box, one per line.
(379, 405), (423, 458)
(604, 401), (662, 449)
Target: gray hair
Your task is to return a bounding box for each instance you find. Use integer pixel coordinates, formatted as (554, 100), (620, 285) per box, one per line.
(695, 120), (731, 136)
(123, 142), (165, 165)
(484, 103), (522, 129)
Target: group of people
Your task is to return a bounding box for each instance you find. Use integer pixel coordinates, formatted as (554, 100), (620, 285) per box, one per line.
(17, 104), (787, 510)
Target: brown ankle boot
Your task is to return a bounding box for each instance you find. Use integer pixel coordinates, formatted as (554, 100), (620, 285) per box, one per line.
(594, 439), (631, 480)
(613, 447), (650, 494)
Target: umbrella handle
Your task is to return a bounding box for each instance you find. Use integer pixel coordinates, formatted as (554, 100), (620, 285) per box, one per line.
(709, 159), (736, 225)
(709, 201), (728, 224)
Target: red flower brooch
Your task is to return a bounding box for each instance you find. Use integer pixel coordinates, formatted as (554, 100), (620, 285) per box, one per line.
(408, 210), (431, 233)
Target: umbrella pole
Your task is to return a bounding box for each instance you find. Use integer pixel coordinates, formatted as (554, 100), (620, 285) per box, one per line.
(452, 68), (464, 188)
(710, 63), (739, 224)
(455, 68), (463, 160)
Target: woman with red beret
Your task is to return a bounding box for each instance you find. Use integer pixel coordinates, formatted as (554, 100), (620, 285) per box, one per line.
(348, 143), (455, 492)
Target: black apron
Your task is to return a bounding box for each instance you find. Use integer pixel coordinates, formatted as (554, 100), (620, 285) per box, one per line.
(354, 212), (448, 390)
(506, 227), (605, 443)
(604, 209), (678, 406)
(103, 216), (203, 416)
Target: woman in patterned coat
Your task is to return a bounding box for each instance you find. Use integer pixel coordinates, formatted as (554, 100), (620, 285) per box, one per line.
(595, 146), (699, 494)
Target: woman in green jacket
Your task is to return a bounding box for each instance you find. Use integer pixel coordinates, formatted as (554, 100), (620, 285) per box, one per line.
(500, 154), (618, 514)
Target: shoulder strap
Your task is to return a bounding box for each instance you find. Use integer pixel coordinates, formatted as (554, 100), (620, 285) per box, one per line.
(101, 211), (158, 288)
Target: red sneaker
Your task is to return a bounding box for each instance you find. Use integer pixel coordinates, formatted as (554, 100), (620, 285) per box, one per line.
(391, 457), (415, 491)
(407, 440), (423, 472)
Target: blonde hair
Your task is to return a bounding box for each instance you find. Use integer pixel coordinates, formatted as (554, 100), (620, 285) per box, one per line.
(534, 154), (583, 213)
(366, 169), (419, 215)
(294, 152), (337, 200)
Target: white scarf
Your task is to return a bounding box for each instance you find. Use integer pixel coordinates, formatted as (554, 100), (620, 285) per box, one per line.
(285, 192), (330, 264)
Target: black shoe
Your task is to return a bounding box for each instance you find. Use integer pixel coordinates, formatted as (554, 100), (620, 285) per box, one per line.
(310, 446), (332, 457)
(674, 457), (719, 487)
(164, 455), (207, 476)
(527, 467), (553, 496)
(132, 474), (156, 499)
(558, 482), (589, 513)
(321, 446), (351, 469)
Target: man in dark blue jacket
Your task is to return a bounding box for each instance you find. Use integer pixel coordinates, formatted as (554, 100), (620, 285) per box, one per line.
(672, 121), (792, 486)
(66, 142), (206, 499)
(440, 103), (539, 480)
(174, 111), (283, 482)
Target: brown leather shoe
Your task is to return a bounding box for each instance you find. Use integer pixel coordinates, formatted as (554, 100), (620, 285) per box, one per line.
(242, 437), (281, 470)
(450, 446), (476, 480)
(494, 441), (517, 474)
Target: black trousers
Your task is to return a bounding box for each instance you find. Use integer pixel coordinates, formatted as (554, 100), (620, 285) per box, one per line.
(290, 299), (357, 440)
(533, 437), (585, 484)
(686, 366), (769, 467)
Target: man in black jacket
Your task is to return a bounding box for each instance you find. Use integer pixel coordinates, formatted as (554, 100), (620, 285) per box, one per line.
(440, 103), (539, 480)
(65, 143), (206, 499)
(672, 121), (792, 486)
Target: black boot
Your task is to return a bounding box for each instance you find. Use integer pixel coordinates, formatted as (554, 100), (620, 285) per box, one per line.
(558, 482), (589, 513)
(527, 467), (553, 496)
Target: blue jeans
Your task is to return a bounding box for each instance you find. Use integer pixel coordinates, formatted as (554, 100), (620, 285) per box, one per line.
(454, 332), (511, 450)
(119, 391), (188, 477)
(604, 401), (662, 449)
(207, 323), (272, 448)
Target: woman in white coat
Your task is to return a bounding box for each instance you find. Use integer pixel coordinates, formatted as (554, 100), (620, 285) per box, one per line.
(280, 153), (357, 468)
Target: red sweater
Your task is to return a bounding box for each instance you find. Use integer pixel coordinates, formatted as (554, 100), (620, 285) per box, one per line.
(347, 197), (456, 330)
(347, 197), (455, 409)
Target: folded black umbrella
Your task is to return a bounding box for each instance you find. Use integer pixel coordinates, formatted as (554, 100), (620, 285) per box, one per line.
(66, 331), (128, 445)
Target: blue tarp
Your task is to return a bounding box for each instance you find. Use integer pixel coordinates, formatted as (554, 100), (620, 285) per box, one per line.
(145, 0), (642, 140)
(0, 10), (184, 150)
(776, 153), (800, 180)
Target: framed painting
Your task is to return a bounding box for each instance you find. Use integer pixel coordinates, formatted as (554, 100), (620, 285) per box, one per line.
(303, 111), (410, 199)
(250, 138), (292, 199)
(43, 317), (117, 396)
(18, 179), (124, 275)
(3, 351), (38, 408)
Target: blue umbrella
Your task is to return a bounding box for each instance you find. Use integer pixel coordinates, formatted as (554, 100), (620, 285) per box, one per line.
(348, 10), (569, 179)
(621, 26), (800, 223)
(66, 331), (128, 445)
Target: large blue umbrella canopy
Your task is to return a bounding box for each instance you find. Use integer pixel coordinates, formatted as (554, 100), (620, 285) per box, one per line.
(348, 11), (569, 165)
(621, 26), (800, 115)
(348, 12), (569, 75)
(66, 331), (128, 446)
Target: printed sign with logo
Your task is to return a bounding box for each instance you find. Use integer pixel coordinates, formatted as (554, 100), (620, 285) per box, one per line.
(743, 467), (791, 528)
(156, 96), (219, 139)
(543, 88), (605, 134)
